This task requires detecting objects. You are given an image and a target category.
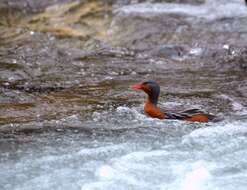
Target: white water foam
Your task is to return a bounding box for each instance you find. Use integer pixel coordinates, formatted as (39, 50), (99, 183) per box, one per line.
(1, 108), (247, 190)
(116, 0), (247, 22)
(219, 94), (247, 116)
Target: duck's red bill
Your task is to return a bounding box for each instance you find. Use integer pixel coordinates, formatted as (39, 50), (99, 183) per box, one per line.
(130, 85), (143, 89)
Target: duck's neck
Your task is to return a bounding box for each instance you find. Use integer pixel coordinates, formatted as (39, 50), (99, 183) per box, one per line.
(147, 94), (158, 106)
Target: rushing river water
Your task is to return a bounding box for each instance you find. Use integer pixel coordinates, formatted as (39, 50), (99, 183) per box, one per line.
(1, 0), (247, 190)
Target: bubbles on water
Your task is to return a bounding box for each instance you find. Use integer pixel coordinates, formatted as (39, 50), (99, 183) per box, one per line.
(186, 121), (247, 139)
(92, 106), (147, 125)
(3, 82), (10, 86)
(219, 95), (247, 116)
(8, 76), (17, 81)
(189, 48), (203, 56)
(53, 114), (83, 126)
(104, 76), (113, 80)
(223, 44), (230, 50)
(2, 115), (247, 190)
(96, 165), (115, 179)
(130, 71), (137, 75)
(116, 0), (247, 22)
(180, 161), (212, 190)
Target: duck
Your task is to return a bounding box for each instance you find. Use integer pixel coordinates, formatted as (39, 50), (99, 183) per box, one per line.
(130, 80), (216, 122)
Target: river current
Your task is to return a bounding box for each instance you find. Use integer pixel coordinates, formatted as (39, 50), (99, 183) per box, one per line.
(1, 0), (247, 190)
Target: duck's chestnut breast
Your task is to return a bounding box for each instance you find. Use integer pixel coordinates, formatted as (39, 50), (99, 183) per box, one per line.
(144, 101), (165, 119)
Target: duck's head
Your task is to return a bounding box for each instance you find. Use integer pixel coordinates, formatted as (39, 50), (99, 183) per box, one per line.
(130, 80), (160, 105)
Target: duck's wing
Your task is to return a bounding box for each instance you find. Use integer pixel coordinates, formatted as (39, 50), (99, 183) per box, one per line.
(163, 108), (216, 121)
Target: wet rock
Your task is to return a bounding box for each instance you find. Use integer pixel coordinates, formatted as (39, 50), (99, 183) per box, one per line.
(0, 0), (247, 127)
(0, 0), (77, 13)
(27, 1), (112, 40)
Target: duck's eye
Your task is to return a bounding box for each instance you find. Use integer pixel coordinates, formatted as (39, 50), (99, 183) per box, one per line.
(142, 85), (152, 93)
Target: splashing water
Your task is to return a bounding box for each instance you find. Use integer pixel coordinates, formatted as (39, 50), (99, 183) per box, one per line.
(1, 0), (247, 190)
(116, 0), (247, 22)
(1, 106), (247, 190)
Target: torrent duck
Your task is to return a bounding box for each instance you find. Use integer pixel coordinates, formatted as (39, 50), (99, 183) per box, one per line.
(130, 80), (216, 122)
